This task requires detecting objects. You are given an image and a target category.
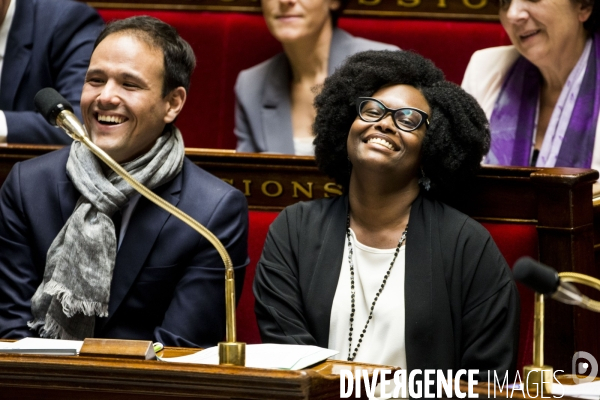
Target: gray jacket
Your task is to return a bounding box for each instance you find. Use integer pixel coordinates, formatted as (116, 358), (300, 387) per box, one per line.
(234, 29), (399, 153)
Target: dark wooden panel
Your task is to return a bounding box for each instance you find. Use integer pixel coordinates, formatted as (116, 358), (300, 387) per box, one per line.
(0, 350), (388, 400)
(85, 0), (500, 20)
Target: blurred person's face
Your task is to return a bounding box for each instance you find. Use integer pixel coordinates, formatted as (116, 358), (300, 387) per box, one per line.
(262, 0), (341, 44)
(347, 84), (430, 181)
(81, 33), (185, 163)
(499, 0), (592, 67)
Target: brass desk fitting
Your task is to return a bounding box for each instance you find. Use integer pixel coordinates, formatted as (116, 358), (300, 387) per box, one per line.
(524, 271), (600, 392)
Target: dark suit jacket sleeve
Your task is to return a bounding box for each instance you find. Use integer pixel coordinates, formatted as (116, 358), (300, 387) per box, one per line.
(153, 189), (249, 348)
(0, 163), (39, 338)
(253, 207), (319, 345)
(6, 2), (103, 144)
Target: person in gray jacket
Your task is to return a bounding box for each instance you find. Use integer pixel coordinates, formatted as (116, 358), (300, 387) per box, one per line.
(234, 0), (398, 155)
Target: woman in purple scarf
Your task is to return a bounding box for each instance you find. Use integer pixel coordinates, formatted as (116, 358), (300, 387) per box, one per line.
(462, 0), (600, 169)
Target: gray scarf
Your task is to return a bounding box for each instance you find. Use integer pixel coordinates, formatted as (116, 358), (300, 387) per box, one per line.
(28, 127), (185, 340)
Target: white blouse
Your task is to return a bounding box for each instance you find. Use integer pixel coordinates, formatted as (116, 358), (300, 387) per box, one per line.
(328, 228), (407, 369)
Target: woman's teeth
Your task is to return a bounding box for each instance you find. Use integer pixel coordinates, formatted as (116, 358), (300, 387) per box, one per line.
(367, 137), (394, 150)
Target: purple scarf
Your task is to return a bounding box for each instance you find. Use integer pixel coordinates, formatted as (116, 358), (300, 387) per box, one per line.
(488, 33), (600, 168)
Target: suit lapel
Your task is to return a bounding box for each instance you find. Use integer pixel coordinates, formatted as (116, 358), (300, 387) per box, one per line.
(261, 54), (295, 153)
(57, 181), (79, 223)
(0, 0), (33, 109)
(328, 28), (354, 75)
(98, 172), (182, 329)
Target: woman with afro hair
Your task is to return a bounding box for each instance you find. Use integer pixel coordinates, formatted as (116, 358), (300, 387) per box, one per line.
(253, 50), (519, 387)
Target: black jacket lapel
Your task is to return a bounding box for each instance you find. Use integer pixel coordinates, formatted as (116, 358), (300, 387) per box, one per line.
(305, 196), (348, 347)
(404, 194), (436, 372)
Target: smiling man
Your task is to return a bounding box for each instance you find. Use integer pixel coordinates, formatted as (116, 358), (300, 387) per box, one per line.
(0, 17), (249, 347)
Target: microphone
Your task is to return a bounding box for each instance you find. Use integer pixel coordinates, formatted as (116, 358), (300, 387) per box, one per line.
(513, 257), (589, 309)
(34, 88), (87, 141)
(34, 88), (246, 366)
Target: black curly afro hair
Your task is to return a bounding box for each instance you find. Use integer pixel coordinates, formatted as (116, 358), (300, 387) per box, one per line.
(313, 50), (490, 198)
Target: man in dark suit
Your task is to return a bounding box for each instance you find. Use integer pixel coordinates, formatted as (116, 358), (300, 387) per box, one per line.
(0, 16), (249, 347)
(0, 0), (103, 144)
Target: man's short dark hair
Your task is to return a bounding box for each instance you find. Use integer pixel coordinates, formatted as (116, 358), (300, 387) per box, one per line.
(313, 50), (490, 199)
(94, 16), (196, 97)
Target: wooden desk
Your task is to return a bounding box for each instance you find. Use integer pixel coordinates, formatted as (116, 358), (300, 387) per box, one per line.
(0, 346), (396, 400)
(0, 344), (595, 400)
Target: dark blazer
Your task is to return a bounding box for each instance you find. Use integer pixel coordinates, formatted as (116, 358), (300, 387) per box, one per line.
(254, 195), (519, 379)
(0, 147), (249, 348)
(1, 0), (103, 144)
(234, 29), (399, 153)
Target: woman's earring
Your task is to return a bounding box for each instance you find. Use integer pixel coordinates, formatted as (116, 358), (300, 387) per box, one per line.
(419, 167), (431, 191)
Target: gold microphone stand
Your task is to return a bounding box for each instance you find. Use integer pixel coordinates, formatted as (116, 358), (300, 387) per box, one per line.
(524, 271), (600, 392)
(56, 112), (246, 366)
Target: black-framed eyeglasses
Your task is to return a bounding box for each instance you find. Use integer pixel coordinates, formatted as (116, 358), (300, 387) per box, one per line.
(356, 97), (430, 132)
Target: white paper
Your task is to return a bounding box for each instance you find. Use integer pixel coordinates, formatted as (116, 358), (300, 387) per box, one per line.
(159, 344), (338, 370)
(0, 338), (83, 355)
(552, 380), (600, 399)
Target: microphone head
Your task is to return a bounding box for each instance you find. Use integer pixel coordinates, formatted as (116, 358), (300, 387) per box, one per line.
(513, 256), (560, 295)
(34, 88), (74, 126)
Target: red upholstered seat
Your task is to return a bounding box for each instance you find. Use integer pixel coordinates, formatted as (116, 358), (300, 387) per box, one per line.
(96, 10), (510, 150)
(481, 222), (538, 372)
(236, 210), (279, 344)
(337, 19), (511, 85)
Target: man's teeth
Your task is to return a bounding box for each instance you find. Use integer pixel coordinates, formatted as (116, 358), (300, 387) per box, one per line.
(367, 137), (394, 150)
(98, 115), (125, 124)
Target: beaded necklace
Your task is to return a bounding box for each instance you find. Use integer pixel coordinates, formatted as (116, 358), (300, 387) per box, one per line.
(345, 214), (408, 362)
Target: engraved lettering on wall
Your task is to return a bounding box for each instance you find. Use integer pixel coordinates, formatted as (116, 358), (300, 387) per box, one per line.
(358, 0), (382, 6)
(243, 179), (252, 196)
(324, 182), (343, 197)
(463, 0), (487, 9)
(397, 0), (420, 7)
(292, 181), (314, 199)
(261, 180), (284, 197)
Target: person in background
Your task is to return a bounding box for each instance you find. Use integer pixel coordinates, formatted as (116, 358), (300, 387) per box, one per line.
(0, 16), (248, 347)
(234, 0), (398, 155)
(462, 0), (600, 169)
(254, 50), (519, 386)
(0, 0), (103, 144)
